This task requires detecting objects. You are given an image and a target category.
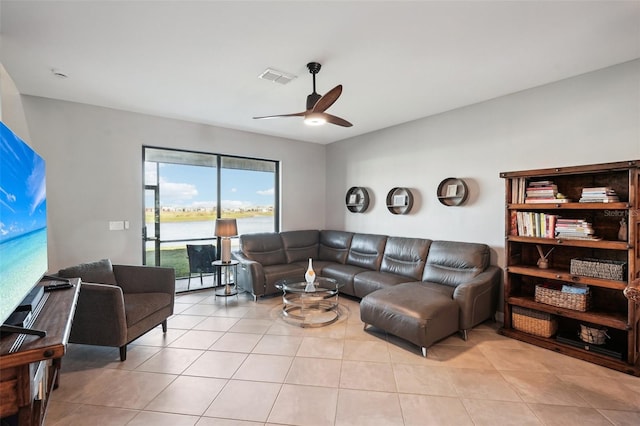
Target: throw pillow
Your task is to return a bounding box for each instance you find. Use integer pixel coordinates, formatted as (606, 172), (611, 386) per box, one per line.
(58, 258), (118, 285)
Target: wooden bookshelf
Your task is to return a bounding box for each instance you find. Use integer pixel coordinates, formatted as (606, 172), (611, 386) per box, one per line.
(500, 160), (640, 376)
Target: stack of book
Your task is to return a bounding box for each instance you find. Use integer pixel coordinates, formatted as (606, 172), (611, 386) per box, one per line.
(525, 181), (565, 203)
(579, 187), (620, 203)
(555, 218), (599, 240)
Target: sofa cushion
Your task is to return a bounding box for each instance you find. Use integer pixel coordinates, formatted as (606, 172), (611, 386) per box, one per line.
(319, 230), (353, 263)
(239, 232), (287, 266)
(353, 271), (413, 298)
(58, 258), (118, 285)
(360, 282), (460, 349)
(281, 230), (319, 263)
(320, 263), (369, 296)
(380, 237), (431, 280)
(422, 241), (489, 287)
(346, 233), (387, 270)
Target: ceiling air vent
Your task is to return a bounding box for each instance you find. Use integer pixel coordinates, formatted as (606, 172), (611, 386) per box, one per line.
(258, 68), (297, 85)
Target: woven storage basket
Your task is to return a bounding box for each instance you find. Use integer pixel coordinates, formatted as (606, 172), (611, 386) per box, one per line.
(512, 306), (558, 338)
(579, 324), (609, 345)
(570, 258), (626, 281)
(535, 285), (591, 312)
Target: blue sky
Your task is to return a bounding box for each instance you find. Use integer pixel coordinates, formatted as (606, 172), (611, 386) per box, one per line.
(0, 122), (47, 243)
(145, 162), (275, 209)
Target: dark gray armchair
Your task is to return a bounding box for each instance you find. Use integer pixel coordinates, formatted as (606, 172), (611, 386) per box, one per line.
(58, 259), (175, 361)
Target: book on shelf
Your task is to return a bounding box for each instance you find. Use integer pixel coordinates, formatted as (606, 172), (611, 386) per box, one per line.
(579, 196), (620, 203)
(525, 197), (570, 204)
(555, 218), (599, 239)
(522, 179), (573, 204)
(513, 211), (557, 238)
(510, 177), (527, 204)
(579, 186), (620, 203)
(561, 284), (589, 294)
(582, 186), (616, 193)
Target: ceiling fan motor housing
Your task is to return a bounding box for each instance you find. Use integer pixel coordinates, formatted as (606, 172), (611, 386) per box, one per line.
(306, 62), (322, 109)
(306, 62), (321, 74)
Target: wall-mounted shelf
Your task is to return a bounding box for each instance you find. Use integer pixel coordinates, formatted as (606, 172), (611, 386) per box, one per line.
(386, 187), (414, 215)
(345, 187), (370, 213)
(437, 177), (468, 206)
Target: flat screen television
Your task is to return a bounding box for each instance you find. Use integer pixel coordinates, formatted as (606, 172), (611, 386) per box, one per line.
(0, 121), (48, 328)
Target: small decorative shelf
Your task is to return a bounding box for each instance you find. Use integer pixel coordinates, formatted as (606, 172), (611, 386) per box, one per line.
(345, 187), (370, 213)
(437, 178), (468, 206)
(386, 187), (414, 215)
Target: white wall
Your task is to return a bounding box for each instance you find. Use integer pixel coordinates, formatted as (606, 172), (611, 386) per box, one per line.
(0, 63), (31, 141)
(326, 60), (640, 269)
(19, 97), (326, 271)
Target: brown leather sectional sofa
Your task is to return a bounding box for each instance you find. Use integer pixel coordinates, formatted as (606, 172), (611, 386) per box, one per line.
(233, 229), (501, 354)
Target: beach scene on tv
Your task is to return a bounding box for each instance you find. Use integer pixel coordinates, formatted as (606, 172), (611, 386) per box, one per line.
(0, 122), (47, 324)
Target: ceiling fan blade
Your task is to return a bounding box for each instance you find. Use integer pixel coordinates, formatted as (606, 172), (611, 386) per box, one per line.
(324, 113), (353, 127)
(253, 112), (306, 120)
(311, 85), (342, 113)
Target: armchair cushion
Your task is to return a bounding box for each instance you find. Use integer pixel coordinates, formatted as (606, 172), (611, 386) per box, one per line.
(124, 292), (173, 326)
(58, 258), (117, 285)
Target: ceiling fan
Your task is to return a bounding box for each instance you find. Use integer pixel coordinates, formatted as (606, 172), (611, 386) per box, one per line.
(253, 62), (353, 127)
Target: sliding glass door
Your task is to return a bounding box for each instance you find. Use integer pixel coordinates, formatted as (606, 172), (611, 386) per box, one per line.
(143, 147), (278, 292)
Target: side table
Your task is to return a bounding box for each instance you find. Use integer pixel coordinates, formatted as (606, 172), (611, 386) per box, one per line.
(213, 260), (239, 303)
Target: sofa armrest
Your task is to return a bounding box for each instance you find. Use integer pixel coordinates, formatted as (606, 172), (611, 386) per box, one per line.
(233, 251), (265, 297)
(453, 265), (501, 330)
(113, 265), (176, 295)
(69, 282), (128, 347)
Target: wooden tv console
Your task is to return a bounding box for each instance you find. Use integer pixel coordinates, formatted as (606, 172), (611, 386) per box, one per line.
(0, 279), (80, 425)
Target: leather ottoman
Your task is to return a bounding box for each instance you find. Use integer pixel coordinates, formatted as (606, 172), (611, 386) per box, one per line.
(359, 282), (459, 356)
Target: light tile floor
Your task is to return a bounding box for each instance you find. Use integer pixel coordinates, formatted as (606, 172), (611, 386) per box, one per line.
(47, 289), (640, 425)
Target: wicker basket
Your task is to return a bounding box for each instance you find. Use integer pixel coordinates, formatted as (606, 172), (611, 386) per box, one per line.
(535, 285), (591, 312)
(579, 324), (609, 345)
(570, 258), (626, 281)
(512, 306), (558, 337)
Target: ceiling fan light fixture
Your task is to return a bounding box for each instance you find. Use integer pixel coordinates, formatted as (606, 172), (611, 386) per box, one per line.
(304, 113), (326, 126)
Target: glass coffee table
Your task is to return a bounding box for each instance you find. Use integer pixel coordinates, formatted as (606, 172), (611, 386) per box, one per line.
(275, 277), (343, 327)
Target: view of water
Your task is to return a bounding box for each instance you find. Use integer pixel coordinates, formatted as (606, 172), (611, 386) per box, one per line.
(146, 216), (273, 248)
(0, 228), (48, 323)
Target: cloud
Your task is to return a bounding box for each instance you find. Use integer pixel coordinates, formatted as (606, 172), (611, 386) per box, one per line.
(221, 199), (252, 210)
(27, 157), (46, 215)
(0, 188), (16, 213)
(231, 188), (237, 193)
(257, 187), (274, 196)
(159, 177), (198, 202)
(144, 163), (158, 184)
(0, 187), (16, 203)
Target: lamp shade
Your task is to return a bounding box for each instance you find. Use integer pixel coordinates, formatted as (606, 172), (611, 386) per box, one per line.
(215, 218), (238, 237)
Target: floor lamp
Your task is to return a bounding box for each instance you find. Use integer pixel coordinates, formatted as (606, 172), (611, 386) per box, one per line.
(215, 218), (238, 263)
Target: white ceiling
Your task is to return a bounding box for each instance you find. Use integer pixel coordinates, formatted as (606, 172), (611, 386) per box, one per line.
(1, 1), (639, 144)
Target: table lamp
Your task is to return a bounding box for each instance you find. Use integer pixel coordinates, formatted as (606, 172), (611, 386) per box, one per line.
(215, 218), (238, 263)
